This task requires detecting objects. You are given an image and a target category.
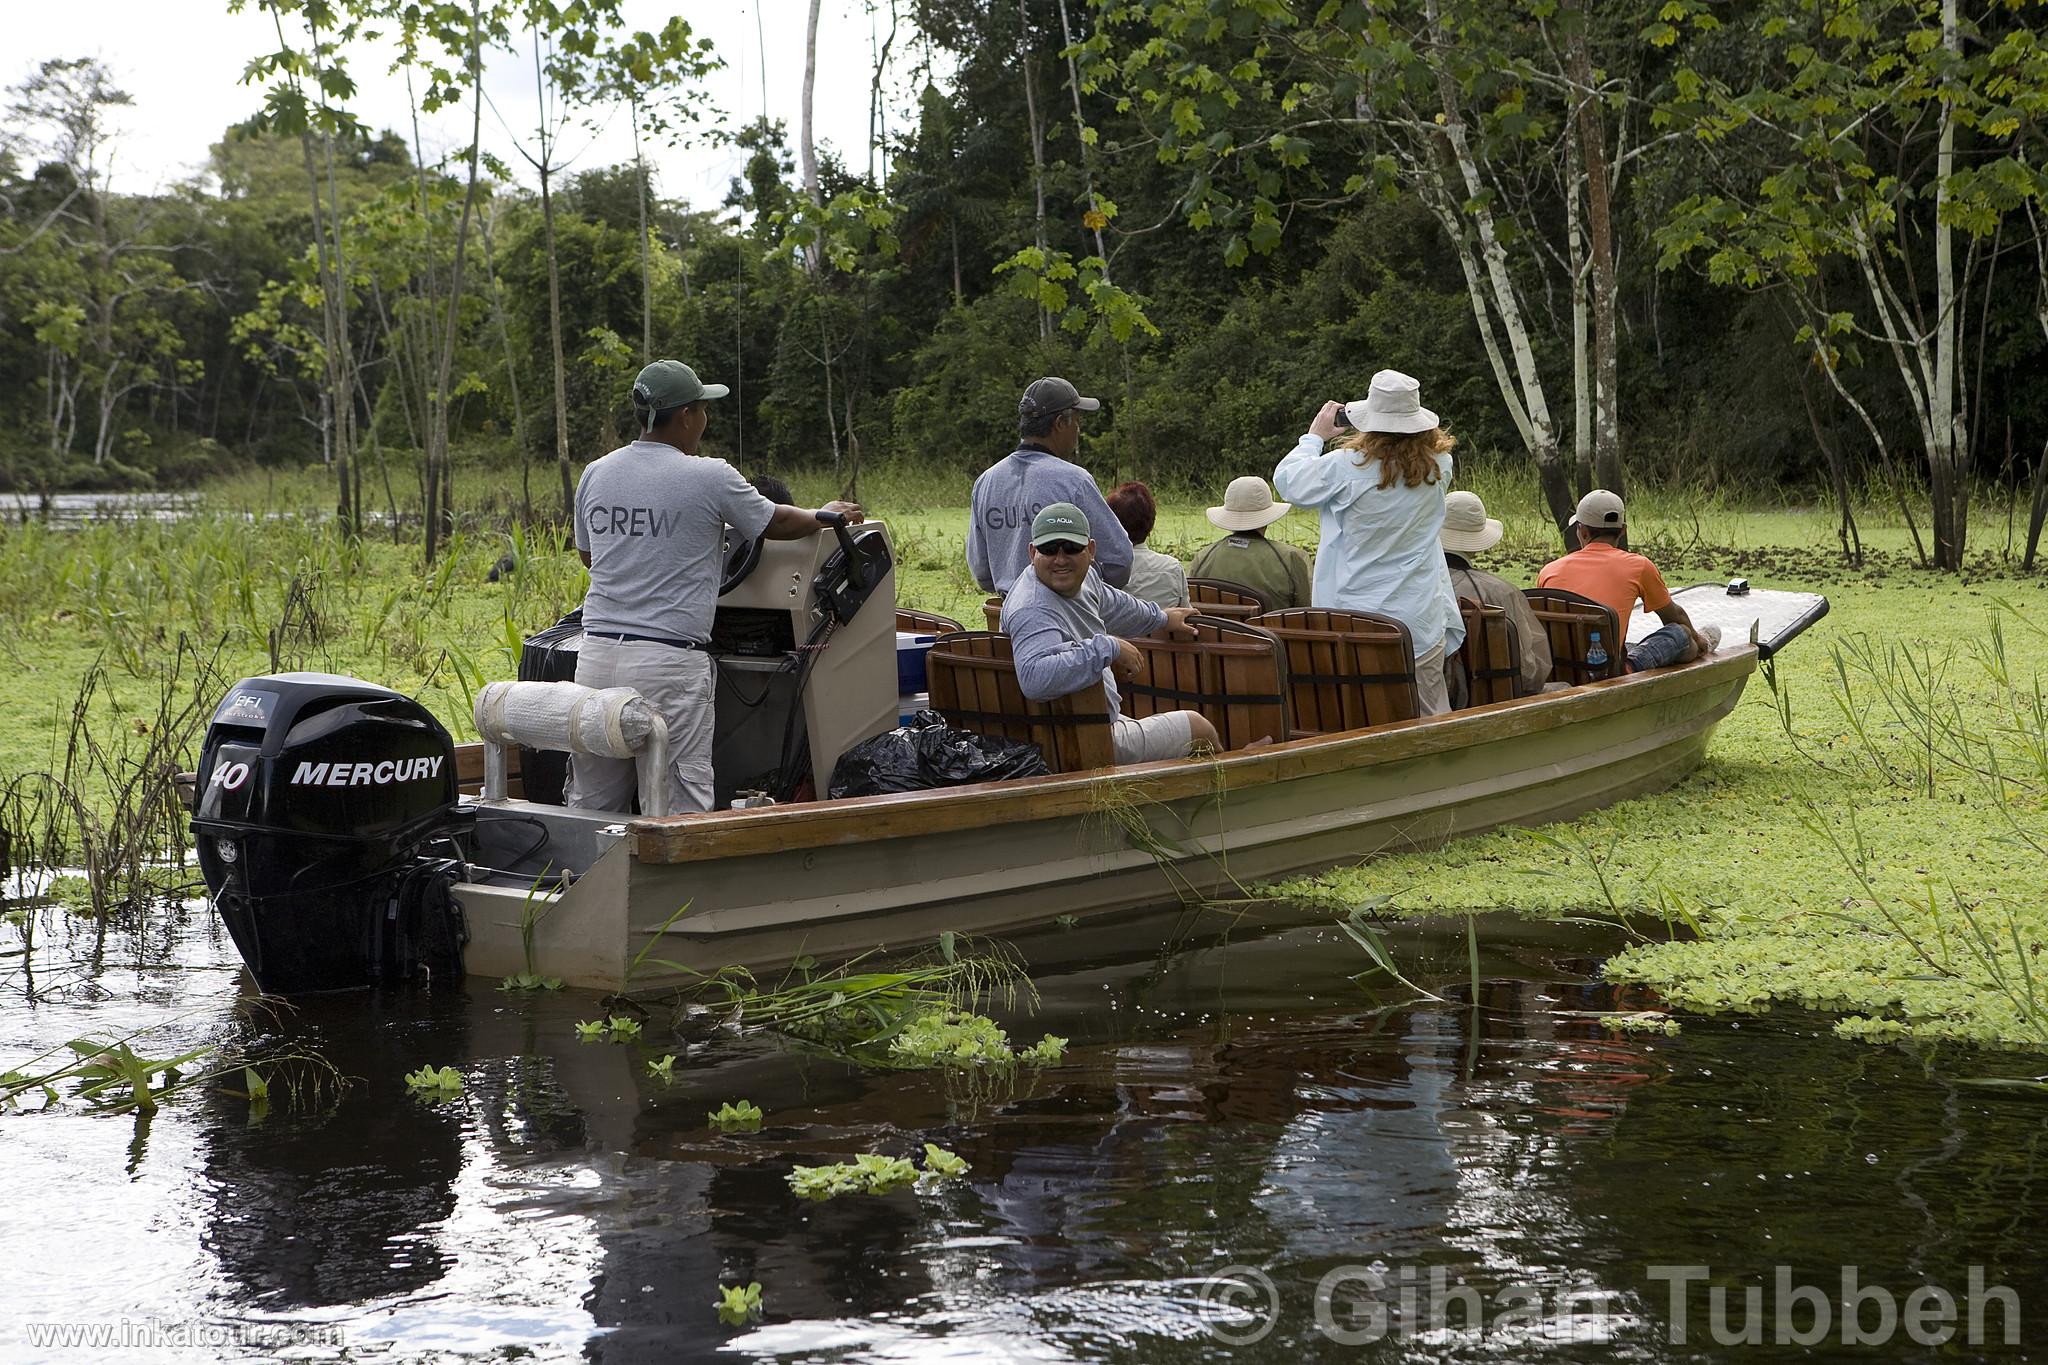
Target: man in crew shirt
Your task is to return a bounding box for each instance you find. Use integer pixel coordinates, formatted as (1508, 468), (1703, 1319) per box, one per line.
(967, 377), (1132, 593)
(570, 359), (860, 814)
(1537, 489), (1718, 672)
(1002, 503), (1220, 763)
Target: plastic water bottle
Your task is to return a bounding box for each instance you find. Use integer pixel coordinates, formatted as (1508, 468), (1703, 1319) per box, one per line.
(1585, 630), (1609, 673)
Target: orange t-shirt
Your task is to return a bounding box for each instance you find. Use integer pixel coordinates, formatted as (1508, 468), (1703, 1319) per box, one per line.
(1536, 541), (1672, 641)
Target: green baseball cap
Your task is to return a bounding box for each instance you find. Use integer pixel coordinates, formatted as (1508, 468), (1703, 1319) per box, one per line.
(1030, 502), (1091, 548)
(633, 359), (728, 411)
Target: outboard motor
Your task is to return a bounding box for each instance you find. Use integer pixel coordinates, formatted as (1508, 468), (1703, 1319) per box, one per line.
(192, 673), (468, 994)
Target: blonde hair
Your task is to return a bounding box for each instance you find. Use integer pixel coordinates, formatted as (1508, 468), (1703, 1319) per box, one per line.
(1337, 426), (1455, 489)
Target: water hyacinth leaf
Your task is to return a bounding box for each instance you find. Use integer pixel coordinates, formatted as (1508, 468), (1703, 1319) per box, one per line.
(715, 1282), (763, 1325)
(708, 1100), (764, 1131)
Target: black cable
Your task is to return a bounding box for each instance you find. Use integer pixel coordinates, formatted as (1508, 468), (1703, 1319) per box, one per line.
(770, 615), (837, 801)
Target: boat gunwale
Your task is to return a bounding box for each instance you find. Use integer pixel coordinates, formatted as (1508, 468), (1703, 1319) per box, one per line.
(621, 646), (1758, 865)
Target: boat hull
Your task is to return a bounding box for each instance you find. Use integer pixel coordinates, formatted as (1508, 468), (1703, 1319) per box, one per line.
(456, 648), (1755, 990)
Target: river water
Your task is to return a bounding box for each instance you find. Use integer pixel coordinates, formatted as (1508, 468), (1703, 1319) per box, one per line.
(2, 900), (2042, 1363)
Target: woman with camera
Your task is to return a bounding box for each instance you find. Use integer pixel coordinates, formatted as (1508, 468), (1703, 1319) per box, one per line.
(1272, 369), (1464, 715)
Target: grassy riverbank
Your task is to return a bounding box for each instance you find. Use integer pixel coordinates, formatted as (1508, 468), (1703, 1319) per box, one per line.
(5, 465), (2046, 1049)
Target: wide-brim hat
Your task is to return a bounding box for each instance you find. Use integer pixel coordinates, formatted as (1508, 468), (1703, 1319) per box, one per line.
(1440, 490), (1503, 553)
(1344, 368), (1438, 435)
(1208, 475), (1291, 532)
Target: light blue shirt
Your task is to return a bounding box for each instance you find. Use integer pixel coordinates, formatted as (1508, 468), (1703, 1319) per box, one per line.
(1001, 564), (1164, 719)
(1272, 434), (1464, 656)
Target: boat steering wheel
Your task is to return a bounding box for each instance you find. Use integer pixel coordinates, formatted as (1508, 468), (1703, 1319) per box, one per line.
(719, 528), (764, 595)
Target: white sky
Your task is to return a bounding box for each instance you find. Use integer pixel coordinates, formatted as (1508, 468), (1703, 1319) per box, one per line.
(7, 0), (937, 211)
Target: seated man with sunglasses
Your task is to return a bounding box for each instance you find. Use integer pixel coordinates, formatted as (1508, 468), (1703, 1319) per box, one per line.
(1001, 503), (1221, 764)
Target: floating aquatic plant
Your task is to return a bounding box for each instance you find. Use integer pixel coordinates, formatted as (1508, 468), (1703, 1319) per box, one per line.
(646, 1054), (677, 1080)
(788, 1152), (919, 1200)
(921, 1143), (969, 1178)
(497, 972), (563, 993)
(708, 1099), (763, 1130)
(714, 1282), (763, 1326)
(573, 1016), (642, 1043)
(404, 1065), (464, 1098)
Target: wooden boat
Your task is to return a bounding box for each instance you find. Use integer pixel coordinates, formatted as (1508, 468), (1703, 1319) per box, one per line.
(187, 510), (1819, 996)
(452, 643), (1760, 992)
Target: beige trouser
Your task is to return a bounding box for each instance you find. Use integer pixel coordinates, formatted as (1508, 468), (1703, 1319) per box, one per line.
(1414, 641), (1451, 718)
(566, 636), (717, 815)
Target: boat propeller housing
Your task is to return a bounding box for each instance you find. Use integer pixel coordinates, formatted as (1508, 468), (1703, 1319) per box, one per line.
(192, 673), (468, 994)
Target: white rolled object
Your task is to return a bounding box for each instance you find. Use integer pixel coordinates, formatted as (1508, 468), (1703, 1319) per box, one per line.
(473, 681), (657, 758)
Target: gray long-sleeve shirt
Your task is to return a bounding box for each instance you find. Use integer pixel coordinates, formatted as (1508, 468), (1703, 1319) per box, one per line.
(967, 446), (1133, 591)
(1000, 563), (1165, 719)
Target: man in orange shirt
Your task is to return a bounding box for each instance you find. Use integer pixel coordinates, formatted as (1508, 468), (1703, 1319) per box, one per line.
(1537, 490), (1719, 672)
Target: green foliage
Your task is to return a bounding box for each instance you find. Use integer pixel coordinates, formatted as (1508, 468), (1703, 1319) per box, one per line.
(921, 1143), (970, 1178)
(787, 1152), (920, 1200)
(714, 1281), (763, 1326)
(404, 1064), (465, 1098)
(645, 1053), (677, 1080)
(573, 1014), (643, 1042)
(707, 1099), (764, 1130)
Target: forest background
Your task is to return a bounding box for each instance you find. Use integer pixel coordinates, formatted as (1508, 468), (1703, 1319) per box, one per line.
(4, 0), (2048, 574)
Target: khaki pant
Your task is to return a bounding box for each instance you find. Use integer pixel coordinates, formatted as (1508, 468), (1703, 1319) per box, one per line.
(1414, 641), (1450, 717)
(566, 636), (716, 815)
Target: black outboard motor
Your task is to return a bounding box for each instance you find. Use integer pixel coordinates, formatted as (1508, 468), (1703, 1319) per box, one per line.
(192, 673), (468, 994)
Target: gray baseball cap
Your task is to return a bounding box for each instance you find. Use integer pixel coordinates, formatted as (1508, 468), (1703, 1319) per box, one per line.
(634, 359), (728, 410)
(1570, 489), (1626, 530)
(1030, 502), (1092, 548)
(1018, 376), (1101, 422)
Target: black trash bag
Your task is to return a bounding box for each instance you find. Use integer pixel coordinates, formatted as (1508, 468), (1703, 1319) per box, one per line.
(829, 710), (1049, 797)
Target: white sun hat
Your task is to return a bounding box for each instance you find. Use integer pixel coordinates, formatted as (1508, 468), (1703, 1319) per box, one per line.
(1207, 476), (1292, 532)
(1439, 490), (1504, 554)
(1342, 369), (1439, 435)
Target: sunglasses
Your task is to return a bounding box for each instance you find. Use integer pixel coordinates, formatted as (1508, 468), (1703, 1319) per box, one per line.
(1035, 540), (1087, 558)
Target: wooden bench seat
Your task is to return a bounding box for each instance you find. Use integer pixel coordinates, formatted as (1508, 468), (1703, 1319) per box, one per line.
(896, 607), (964, 635)
(1251, 607), (1420, 736)
(1186, 577), (1269, 620)
(925, 631), (1115, 773)
(455, 741), (525, 799)
(1453, 597), (1522, 707)
(1121, 615), (1291, 750)
(1522, 587), (1623, 685)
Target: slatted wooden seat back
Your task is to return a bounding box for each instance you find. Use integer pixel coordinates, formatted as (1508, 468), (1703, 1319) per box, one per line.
(981, 596), (1005, 631)
(1251, 607), (1420, 735)
(896, 607), (964, 636)
(1522, 587), (1623, 685)
(925, 632), (1115, 773)
(1120, 616), (1290, 751)
(1455, 598), (1522, 706)
(1186, 578), (1268, 620)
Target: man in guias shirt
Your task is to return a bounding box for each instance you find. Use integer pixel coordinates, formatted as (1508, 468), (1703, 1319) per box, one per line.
(967, 377), (1132, 593)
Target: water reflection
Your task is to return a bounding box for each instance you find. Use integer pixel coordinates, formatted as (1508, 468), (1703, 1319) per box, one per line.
(3, 903), (2045, 1363)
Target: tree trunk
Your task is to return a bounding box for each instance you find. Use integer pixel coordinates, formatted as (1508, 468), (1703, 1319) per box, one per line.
(1018, 0), (1052, 338)
(1568, 6), (1623, 497)
(1422, 0), (1567, 538)
(481, 203), (531, 523)
(1055, 0), (1109, 273)
(1796, 359), (1863, 566)
(542, 165), (572, 512)
(1566, 130), (1592, 496)
(633, 99), (652, 362)
(800, 0), (824, 274)
(1928, 0), (1966, 569)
